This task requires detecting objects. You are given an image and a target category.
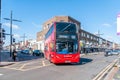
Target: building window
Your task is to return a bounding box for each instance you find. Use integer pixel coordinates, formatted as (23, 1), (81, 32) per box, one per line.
(44, 26), (46, 30)
(87, 34), (89, 38)
(83, 33), (85, 37)
(40, 36), (41, 39)
(91, 36), (93, 40)
(81, 32), (83, 37)
(47, 24), (50, 28)
(60, 20), (64, 22)
(43, 35), (45, 39)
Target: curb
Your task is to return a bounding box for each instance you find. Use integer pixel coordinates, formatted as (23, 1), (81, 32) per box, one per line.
(0, 62), (15, 67)
(93, 59), (118, 80)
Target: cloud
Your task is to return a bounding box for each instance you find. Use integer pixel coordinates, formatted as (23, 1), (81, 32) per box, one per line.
(106, 35), (113, 39)
(13, 34), (21, 39)
(3, 23), (20, 30)
(94, 32), (98, 35)
(102, 23), (112, 27)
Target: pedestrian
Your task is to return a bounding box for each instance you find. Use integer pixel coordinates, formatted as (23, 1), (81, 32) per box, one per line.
(12, 49), (17, 61)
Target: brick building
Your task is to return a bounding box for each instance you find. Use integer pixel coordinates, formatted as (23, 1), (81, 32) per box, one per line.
(37, 16), (81, 41)
(36, 16), (113, 52)
(36, 16), (81, 51)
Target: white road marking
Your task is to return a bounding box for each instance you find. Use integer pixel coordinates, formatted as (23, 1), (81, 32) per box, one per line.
(0, 73), (3, 76)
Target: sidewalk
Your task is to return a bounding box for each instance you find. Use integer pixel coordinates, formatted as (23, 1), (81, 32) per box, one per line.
(0, 62), (15, 67)
(0, 52), (16, 67)
(113, 66), (120, 80)
(0, 51), (42, 67)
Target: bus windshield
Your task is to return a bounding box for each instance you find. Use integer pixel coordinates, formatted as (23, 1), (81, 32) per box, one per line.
(56, 40), (78, 54)
(56, 22), (76, 32)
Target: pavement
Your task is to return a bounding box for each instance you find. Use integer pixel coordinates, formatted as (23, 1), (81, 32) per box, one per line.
(113, 65), (120, 80)
(0, 51), (43, 67)
(0, 62), (15, 67)
(0, 51), (16, 67)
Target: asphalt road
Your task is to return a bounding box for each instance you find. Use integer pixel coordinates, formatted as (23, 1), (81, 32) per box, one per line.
(0, 52), (118, 80)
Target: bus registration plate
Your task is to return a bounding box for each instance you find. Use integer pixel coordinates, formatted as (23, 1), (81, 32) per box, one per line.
(65, 60), (71, 63)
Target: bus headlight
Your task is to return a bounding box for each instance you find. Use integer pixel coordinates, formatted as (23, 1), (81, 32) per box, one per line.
(56, 56), (60, 59)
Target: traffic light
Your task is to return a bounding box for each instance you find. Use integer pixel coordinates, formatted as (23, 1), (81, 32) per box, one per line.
(0, 28), (5, 39)
(13, 38), (15, 42)
(2, 28), (5, 39)
(0, 29), (1, 38)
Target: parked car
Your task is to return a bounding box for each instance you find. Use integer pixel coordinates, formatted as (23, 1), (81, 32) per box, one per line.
(111, 50), (119, 55)
(105, 50), (119, 56)
(21, 50), (30, 54)
(105, 50), (112, 56)
(116, 50), (120, 54)
(33, 50), (43, 56)
(21, 50), (24, 53)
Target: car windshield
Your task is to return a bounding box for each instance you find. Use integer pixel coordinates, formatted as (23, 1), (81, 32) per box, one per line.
(112, 50), (118, 52)
(34, 50), (40, 52)
(25, 50), (29, 52)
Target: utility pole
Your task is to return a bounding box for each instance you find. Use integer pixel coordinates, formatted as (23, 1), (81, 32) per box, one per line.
(21, 33), (27, 49)
(97, 30), (103, 45)
(96, 30), (104, 52)
(4, 11), (21, 57)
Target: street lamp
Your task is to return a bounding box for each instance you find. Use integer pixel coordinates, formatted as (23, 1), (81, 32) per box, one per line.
(4, 11), (21, 57)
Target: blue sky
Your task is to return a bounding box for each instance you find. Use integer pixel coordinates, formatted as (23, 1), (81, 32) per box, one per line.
(1, 0), (120, 45)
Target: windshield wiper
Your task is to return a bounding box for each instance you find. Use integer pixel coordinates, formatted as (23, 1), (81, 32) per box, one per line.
(61, 24), (71, 32)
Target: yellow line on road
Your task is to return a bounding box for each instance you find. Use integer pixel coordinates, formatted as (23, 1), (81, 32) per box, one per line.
(21, 66), (43, 71)
(21, 63), (53, 71)
(42, 60), (45, 66)
(2, 59), (53, 71)
(3, 67), (22, 71)
(93, 59), (118, 80)
(19, 60), (42, 70)
(18, 64), (26, 70)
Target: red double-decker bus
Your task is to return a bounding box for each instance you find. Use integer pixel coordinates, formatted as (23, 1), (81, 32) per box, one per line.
(44, 22), (80, 63)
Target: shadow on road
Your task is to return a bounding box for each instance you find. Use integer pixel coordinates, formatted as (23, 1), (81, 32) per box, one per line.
(55, 58), (93, 66)
(78, 58), (93, 65)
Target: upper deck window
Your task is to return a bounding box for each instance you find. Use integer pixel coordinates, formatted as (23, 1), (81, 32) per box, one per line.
(56, 22), (77, 33)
